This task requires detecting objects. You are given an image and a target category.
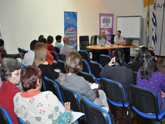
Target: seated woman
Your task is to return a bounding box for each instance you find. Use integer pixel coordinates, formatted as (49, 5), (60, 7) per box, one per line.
(127, 46), (148, 71)
(99, 48), (133, 102)
(0, 58), (21, 124)
(14, 65), (74, 124)
(61, 51), (109, 111)
(136, 50), (165, 124)
(47, 35), (56, 52)
(33, 42), (60, 82)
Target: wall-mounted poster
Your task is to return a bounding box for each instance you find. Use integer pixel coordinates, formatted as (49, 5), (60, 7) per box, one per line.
(64, 11), (77, 50)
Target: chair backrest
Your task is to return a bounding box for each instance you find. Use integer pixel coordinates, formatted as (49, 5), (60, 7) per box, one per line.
(133, 71), (137, 85)
(18, 117), (26, 124)
(129, 85), (160, 114)
(18, 47), (28, 54)
(50, 51), (58, 61)
(111, 34), (116, 44)
(77, 71), (97, 84)
(58, 53), (66, 61)
(60, 85), (81, 112)
(41, 77), (47, 91)
(43, 76), (64, 104)
(79, 50), (90, 62)
(21, 63), (26, 69)
(57, 60), (66, 73)
(0, 107), (14, 124)
(99, 54), (111, 67)
(89, 61), (102, 78)
(82, 59), (91, 73)
(80, 97), (112, 124)
(54, 47), (60, 53)
(90, 35), (99, 45)
(100, 78), (126, 103)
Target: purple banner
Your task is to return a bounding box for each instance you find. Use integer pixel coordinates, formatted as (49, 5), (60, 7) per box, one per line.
(99, 13), (114, 43)
(99, 13), (114, 56)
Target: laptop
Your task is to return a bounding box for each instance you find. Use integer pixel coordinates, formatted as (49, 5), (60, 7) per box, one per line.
(123, 39), (133, 46)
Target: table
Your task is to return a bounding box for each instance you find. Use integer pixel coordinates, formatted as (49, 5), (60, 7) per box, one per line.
(86, 44), (136, 63)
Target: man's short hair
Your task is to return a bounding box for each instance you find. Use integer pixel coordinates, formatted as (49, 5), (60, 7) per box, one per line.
(65, 51), (83, 73)
(0, 39), (4, 47)
(117, 30), (121, 34)
(30, 40), (38, 50)
(56, 35), (62, 42)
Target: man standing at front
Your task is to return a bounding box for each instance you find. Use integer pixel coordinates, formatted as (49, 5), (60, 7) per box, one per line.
(114, 30), (124, 45)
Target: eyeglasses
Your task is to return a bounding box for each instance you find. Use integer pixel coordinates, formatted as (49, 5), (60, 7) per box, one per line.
(12, 73), (20, 76)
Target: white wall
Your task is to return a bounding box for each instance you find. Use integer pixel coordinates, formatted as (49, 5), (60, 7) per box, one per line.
(102, 0), (165, 56)
(0, 0), (108, 54)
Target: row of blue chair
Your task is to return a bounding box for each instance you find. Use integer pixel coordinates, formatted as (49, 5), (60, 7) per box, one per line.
(100, 78), (165, 124)
(42, 76), (112, 124)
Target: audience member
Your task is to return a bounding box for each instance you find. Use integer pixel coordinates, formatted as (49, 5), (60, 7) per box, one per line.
(61, 51), (109, 112)
(14, 65), (74, 124)
(47, 35), (56, 52)
(127, 46), (148, 71)
(114, 30), (124, 45)
(0, 58), (21, 124)
(60, 36), (76, 55)
(100, 48), (133, 102)
(38, 35), (44, 41)
(0, 39), (23, 59)
(38, 38), (58, 68)
(23, 40), (37, 66)
(33, 42), (60, 81)
(0, 48), (7, 62)
(136, 50), (165, 124)
(55, 35), (63, 49)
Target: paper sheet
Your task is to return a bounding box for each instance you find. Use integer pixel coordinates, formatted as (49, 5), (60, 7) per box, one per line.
(91, 83), (99, 90)
(71, 111), (84, 122)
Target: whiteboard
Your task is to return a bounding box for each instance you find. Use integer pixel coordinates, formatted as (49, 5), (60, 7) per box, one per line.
(116, 16), (142, 39)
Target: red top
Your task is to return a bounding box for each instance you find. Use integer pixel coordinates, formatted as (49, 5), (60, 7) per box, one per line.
(21, 90), (41, 98)
(47, 44), (58, 56)
(46, 49), (54, 65)
(0, 81), (21, 124)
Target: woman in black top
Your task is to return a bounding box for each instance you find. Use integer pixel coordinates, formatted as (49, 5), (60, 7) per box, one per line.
(99, 48), (133, 102)
(33, 42), (60, 80)
(127, 46), (148, 72)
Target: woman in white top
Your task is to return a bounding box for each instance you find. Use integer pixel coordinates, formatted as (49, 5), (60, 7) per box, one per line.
(14, 65), (75, 124)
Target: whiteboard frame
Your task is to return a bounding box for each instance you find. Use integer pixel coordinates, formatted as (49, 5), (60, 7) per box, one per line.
(116, 15), (142, 40)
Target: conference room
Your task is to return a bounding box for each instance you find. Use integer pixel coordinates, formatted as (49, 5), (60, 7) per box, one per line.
(0, 0), (165, 124)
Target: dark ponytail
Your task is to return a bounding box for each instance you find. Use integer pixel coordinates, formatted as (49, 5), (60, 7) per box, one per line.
(140, 50), (158, 80)
(114, 48), (125, 66)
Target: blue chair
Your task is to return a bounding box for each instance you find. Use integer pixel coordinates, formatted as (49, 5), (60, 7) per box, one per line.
(21, 63), (26, 69)
(89, 61), (103, 81)
(18, 117), (26, 124)
(60, 85), (81, 112)
(41, 77), (47, 91)
(0, 106), (14, 124)
(50, 50), (58, 61)
(129, 85), (165, 124)
(82, 59), (91, 74)
(99, 54), (111, 67)
(100, 78), (129, 117)
(80, 97), (112, 124)
(77, 71), (98, 84)
(43, 76), (64, 105)
(58, 53), (66, 61)
(54, 47), (60, 53)
(79, 50), (90, 62)
(57, 60), (66, 73)
(133, 71), (137, 85)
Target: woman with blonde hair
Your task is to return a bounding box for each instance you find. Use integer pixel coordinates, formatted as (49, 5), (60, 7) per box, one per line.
(33, 42), (60, 81)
